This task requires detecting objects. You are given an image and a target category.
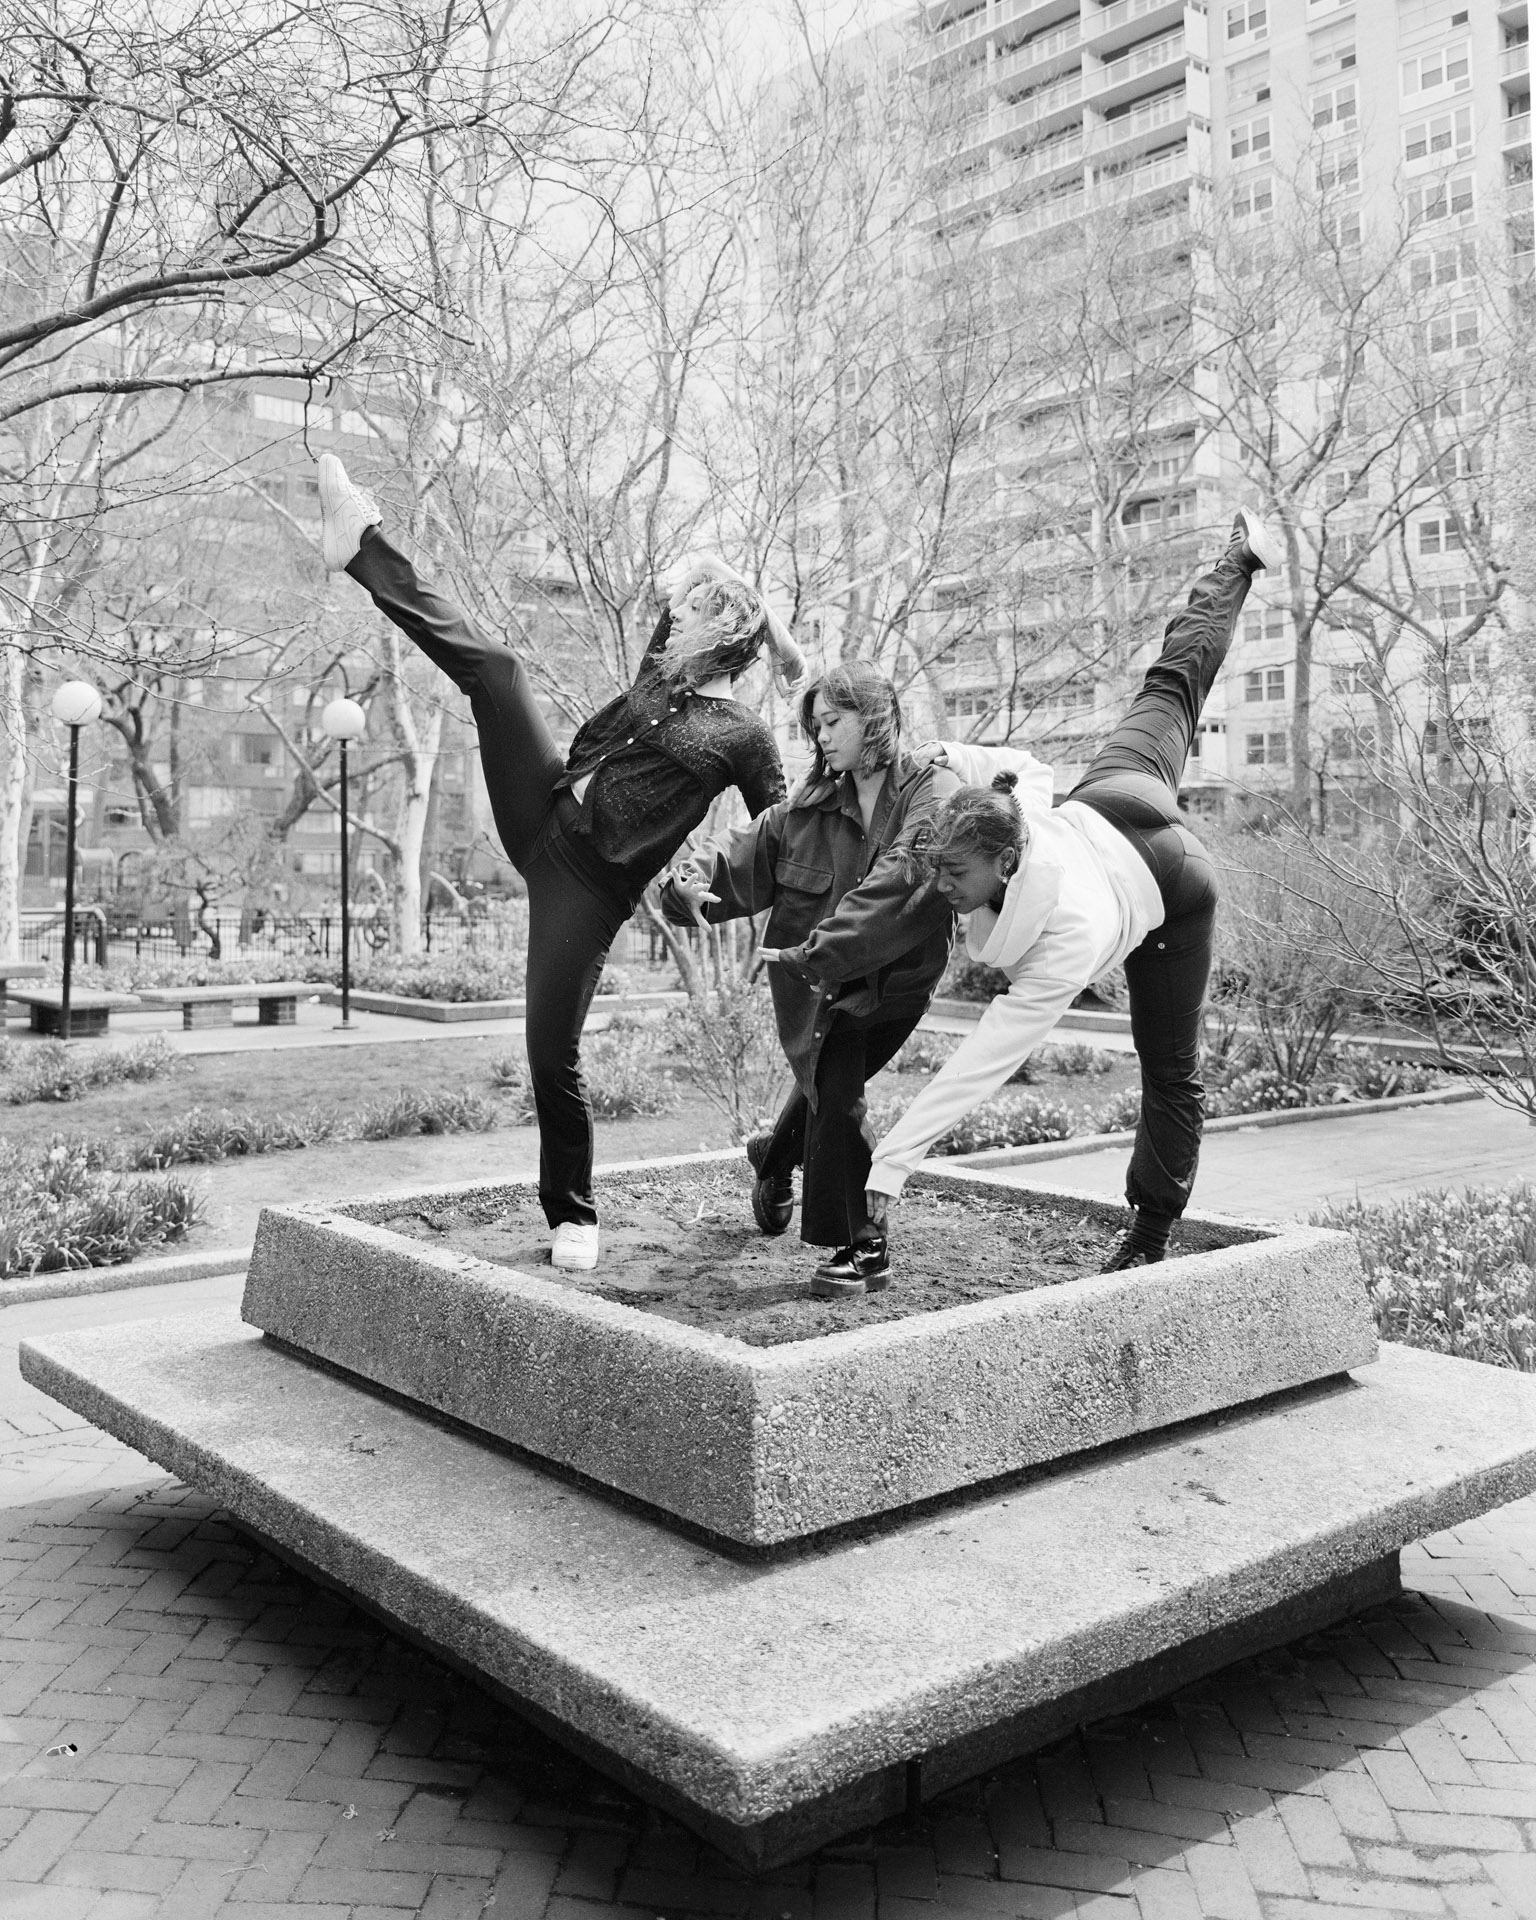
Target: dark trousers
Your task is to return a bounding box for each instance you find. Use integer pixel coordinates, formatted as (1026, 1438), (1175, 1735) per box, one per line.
(347, 529), (625, 1228)
(1067, 534), (1257, 1219)
(758, 1012), (924, 1248)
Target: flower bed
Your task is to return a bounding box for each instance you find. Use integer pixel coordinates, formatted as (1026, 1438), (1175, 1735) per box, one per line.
(0, 1137), (201, 1278)
(1315, 1183), (1536, 1372)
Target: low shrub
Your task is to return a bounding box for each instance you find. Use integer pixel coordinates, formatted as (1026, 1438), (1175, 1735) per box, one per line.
(0, 1036), (180, 1105)
(1031, 1042), (1118, 1078)
(1086, 1087), (1143, 1134)
(939, 957), (1010, 1003)
(315, 951), (529, 1003)
(126, 1105), (340, 1168)
(890, 1031), (960, 1076)
(356, 1087), (499, 1139)
(1314, 1184), (1536, 1371)
(0, 1136), (202, 1276)
(867, 1090), (1073, 1155)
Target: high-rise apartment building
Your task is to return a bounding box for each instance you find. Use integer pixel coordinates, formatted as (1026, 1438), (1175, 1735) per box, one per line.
(912, 0), (1531, 819)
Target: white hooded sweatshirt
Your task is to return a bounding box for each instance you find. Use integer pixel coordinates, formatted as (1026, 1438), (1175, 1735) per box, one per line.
(867, 741), (1164, 1197)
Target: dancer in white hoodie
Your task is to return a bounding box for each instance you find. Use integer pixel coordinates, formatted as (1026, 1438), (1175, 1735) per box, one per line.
(769, 509), (1277, 1278)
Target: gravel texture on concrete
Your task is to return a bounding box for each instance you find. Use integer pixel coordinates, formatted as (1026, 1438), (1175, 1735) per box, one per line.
(19, 1317), (1536, 1864)
(236, 1157), (1377, 1547)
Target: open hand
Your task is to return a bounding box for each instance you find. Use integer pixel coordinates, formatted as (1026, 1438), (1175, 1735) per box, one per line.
(865, 1190), (890, 1232)
(667, 860), (718, 923)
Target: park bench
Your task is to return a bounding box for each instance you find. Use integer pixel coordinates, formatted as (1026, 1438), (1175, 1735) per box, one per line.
(132, 981), (316, 1030)
(5, 986), (141, 1038)
(0, 959), (47, 1025)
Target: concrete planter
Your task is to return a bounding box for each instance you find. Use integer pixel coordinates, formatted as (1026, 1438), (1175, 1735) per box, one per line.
(241, 1152), (1376, 1549)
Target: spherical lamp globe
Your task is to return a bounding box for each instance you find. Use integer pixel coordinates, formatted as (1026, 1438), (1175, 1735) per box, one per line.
(320, 697), (367, 743)
(51, 682), (103, 729)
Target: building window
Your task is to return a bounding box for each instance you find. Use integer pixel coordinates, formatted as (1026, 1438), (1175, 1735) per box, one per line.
(1245, 730), (1287, 766)
(1244, 667), (1286, 702)
(1423, 582), (1485, 622)
(1324, 468), (1369, 505)
(235, 734), (281, 770)
(1407, 174), (1475, 229)
(1400, 42), (1471, 101)
(1419, 516), (1465, 555)
(1410, 239), (1477, 290)
(1403, 106), (1473, 166)
(1425, 308), (1480, 354)
(1315, 146), (1361, 192)
(1232, 175), (1274, 219)
(943, 689), (993, 718)
(252, 393), (334, 432)
(1321, 208), (1362, 249)
(1227, 2), (1267, 46)
(1230, 114), (1271, 161)
(1311, 82), (1357, 131)
(1328, 725), (1376, 762)
(1242, 606), (1286, 645)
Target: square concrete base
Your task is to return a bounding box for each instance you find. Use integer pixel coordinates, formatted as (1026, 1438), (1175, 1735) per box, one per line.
(242, 1156), (1376, 1547)
(21, 1320), (1536, 1867)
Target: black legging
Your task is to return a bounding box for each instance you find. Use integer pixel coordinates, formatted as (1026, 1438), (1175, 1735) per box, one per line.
(1067, 535), (1256, 1218)
(346, 529), (627, 1228)
(757, 1010), (925, 1249)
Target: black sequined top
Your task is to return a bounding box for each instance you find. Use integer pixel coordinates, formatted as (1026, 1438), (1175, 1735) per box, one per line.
(550, 611), (786, 904)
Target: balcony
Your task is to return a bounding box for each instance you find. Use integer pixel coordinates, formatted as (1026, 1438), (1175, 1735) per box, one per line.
(1508, 110), (1532, 146)
(927, 2), (991, 58)
(1502, 42), (1532, 81)
(995, 0), (1080, 36)
(984, 70), (1085, 143)
(1092, 84), (1188, 163)
(1084, 0), (1186, 57)
(1092, 29), (1187, 112)
(994, 19), (1081, 90)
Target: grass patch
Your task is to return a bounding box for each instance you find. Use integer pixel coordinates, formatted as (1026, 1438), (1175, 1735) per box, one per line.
(1314, 1183), (1536, 1371)
(0, 1136), (202, 1277)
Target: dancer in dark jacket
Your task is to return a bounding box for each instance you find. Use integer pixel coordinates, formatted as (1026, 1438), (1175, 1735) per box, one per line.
(317, 455), (803, 1271)
(664, 664), (957, 1293)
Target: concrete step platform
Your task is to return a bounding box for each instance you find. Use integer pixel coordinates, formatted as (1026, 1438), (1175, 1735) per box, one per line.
(20, 1316), (1536, 1867)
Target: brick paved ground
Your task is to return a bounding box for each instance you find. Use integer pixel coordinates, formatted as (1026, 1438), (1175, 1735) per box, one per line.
(3, 1289), (1536, 1919)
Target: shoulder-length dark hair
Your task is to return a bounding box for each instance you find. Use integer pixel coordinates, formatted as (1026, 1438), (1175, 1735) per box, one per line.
(798, 662), (901, 782)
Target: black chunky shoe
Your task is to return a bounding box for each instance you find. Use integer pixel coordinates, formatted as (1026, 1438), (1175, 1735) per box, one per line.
(744, 1131), (794, 1236)
(810, 1239), (890, 1298)
(1102, 1236), (1162, 1272)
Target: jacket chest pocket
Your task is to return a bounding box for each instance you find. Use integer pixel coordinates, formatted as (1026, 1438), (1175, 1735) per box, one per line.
(768, 856), (834, 942)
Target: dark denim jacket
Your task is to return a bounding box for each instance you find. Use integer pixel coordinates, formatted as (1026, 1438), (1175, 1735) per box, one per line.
(664, 754), (956, 1103)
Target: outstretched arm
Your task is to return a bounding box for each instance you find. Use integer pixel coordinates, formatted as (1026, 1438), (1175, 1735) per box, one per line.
(659, 806), (786, 926)
(924, 739), (1056, 811)
(866, 922), (1097, 1198)
(767, 845), (952, 985)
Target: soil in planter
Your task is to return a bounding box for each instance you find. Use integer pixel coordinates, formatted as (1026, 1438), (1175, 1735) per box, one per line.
(378, 1163), (1134, 1346)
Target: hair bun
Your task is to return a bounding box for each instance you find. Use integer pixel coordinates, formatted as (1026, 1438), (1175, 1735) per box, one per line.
(991, 771), (1019, 794)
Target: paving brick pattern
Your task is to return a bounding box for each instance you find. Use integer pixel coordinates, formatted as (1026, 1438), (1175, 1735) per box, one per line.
(1, 1451), (1533, 1920)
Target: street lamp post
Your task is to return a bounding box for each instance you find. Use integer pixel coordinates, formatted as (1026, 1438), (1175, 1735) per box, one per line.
(320, 698), (367, 1030)
(50, 681), (103, 1041)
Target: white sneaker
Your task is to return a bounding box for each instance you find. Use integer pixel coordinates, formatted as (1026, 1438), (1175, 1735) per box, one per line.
(317, 453), (381, 572)
(1233, 508), (1281, 573)
(551, 1221), (600, 1271)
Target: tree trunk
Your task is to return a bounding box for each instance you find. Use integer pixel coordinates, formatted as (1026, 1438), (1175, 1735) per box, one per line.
(0, 640), (29, 955)
(388, 698), (443, 957)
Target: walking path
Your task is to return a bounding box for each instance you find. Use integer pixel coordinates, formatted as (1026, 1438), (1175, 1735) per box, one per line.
(1, 1097), (1534, 1916)
(984, 1095), (1536, 1223)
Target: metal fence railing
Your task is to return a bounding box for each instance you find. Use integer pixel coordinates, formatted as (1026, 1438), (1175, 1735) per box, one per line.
(16, 906), (666, 973)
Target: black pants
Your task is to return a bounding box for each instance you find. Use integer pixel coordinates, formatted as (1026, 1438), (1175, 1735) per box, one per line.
(347, 529), (626, 1228)
(758, 1012), (925, 1248)
(1067, 533), (1256, 1219)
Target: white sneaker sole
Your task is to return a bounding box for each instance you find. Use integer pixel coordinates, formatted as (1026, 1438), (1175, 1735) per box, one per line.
(317, 454), (379, 572)
(1237, 510), (1281, 573)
